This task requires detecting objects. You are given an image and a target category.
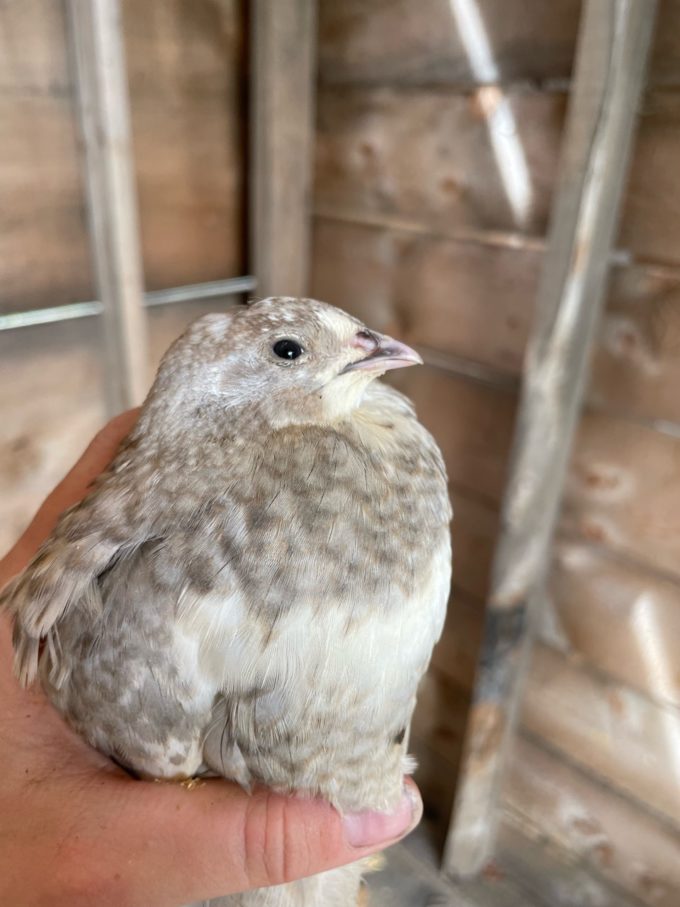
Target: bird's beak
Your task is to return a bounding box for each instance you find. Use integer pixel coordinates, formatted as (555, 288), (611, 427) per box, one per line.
(341, 331), (424, 374)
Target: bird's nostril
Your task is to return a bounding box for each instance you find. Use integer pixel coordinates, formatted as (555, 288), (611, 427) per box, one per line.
(352, 330), (379, 352)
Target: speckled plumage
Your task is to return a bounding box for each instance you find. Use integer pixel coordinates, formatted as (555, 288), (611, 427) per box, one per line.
(2, 298), (452, 907)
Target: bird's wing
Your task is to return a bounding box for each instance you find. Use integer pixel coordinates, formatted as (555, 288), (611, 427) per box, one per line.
(1, 478), (156, 687)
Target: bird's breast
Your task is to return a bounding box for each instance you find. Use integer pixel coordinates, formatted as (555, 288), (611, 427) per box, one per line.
(202, 421), (448, 622)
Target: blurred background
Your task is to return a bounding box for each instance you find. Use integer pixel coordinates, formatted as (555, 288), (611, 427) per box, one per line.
(1, 1), (679, 905)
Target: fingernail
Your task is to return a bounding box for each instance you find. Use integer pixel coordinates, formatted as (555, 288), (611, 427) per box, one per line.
(342, 785), (423, 848)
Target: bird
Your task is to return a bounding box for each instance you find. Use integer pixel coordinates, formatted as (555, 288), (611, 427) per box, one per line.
(2, 297), (452, 907)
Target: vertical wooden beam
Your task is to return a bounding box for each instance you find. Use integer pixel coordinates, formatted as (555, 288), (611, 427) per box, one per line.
(250, 0), (317, 298)
(66, 0), (149, 413)
(444, 0), (658, 878)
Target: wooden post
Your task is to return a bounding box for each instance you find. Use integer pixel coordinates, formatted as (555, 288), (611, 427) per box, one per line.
(444, 0), (658, 878)
(250, 0), (317, 298)
(66, 0), (149, 413)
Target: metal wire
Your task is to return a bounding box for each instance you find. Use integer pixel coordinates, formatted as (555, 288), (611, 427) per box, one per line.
(0, 276), (257, 332)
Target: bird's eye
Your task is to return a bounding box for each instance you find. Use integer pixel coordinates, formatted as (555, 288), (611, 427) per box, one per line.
(272, 339), (304, 360)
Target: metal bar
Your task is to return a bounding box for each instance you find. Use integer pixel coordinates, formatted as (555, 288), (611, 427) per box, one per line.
(250, 0), (317, 297)
(0, 276), (257, 333)
(66, 0), (149, 413)
(143, 276), (256, 307)
(443, 0), (658, 878)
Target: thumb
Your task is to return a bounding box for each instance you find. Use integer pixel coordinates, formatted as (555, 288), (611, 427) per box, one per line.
(88, 775), (422, 905)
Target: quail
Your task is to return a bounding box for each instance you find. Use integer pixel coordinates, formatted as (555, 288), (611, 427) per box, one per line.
(2, 297), (452, 907)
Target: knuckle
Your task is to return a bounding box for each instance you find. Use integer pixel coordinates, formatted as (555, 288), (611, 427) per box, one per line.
(243, 793), (310, 888)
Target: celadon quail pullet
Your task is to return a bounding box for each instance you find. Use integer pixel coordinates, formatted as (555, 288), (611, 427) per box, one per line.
(2, 297), (452, 907)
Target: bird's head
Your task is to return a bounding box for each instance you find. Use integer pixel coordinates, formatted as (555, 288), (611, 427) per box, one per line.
(149, 296), (422, 428)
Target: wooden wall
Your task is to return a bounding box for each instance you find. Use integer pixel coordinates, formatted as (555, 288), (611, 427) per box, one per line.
(311, 2), (680, 904)
(2, 2), (680, 902)
(0, 0), (246, 551)
(0, 0), (245, 315)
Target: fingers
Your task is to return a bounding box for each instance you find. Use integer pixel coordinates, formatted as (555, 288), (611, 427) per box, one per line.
(74, 776), (422, 906)
(0, 409), (140, 586)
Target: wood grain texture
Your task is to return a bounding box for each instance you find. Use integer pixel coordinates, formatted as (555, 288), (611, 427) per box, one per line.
(550, 541), (680, 710)
(420, 478), (680, 719)
(314, 85), (680, 267)
(0, 0), (71, 94)
(521, 643), (680, 827)
(250, 0), (317, 296)
(123, 0), (246, 291)
(410, 667), (680, 906)
(388, 364), (680, 587)
(389, 366), (517, 502)
(563, 410), (680, 578)
(0, 0), (245, 314)
(311, 219), (680, 427)
(448, 0), (660, 869)
(417, 645), (680, 834)
(67, 0), (150, 413)
(0, 300), (242, 557)
(0, 92), (94, 313)
(318, 0), (581, 89)
(318, 0), (680, 90)
(592, 263), (680, 424)
(310, 218), (539, 376)
(315, 87), (565, 238)
(495, 818), (652, 907)
(504, 736), (680, 907)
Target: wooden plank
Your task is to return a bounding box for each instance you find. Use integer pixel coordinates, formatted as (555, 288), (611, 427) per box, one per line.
(591, 262), (680, 424)
(427, 465), (680, 711)
(521, 644), (680, 827)
(504, 735), (680, 907)
(67, 0), (149, 412)
(318, 0), (581, 89)
(318, 0), (680, 89)
(122, 0), (246, 291)
(620, 91), (680, 267)
(122, 0), (244, 99)
(0, 95), (94, 313)
(0, 0), (245, 314)
(315, 85), (680, 269)
(315, 87), (565, 238)
(0, 318), (106, 555)
(0, 0), (71, 94)
(447, 0), (658, 875)
(310, 218), (400, 336)
(366, 822), (549, 907)
(251, 0), (317, 297)
(562, 410), (680, 578)
(550, 541), (680, 710)
(495, 819), (647, 907)
(0, 300), (240, 557)
(412, 671), (472, 768)
(449, 494), (500, 603)
(392, 365), (680, 588)
(310, 217), (540, 376)
(311, 219), (680, 426)
(129, 96), (245, 291)
(418, 481), (680, 713)
(414, 657), (680, 881)
(431, 592), (486, 694)
(389, 366), (517, 503)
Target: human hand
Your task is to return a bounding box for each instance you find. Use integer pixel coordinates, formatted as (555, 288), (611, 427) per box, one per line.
(0, 411), (422, 907)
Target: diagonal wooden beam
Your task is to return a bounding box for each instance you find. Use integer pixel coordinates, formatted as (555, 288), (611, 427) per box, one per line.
(444, 0), (658, 878)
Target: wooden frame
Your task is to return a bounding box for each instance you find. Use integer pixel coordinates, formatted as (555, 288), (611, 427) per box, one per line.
(444, 0), (659, 878)
(250, 0), (317, 298)
(66, 0), (149, 413)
